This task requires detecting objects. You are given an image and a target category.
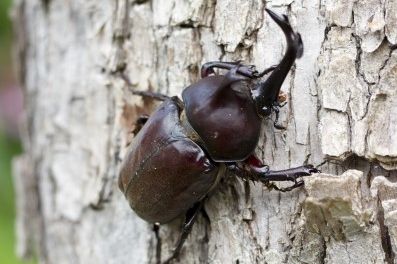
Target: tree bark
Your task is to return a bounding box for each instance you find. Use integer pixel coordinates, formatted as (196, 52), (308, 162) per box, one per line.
(12, 0), (397, 263)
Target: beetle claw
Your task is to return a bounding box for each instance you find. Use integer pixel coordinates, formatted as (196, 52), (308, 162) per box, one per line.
(269, 164), (321, 192)
(295, 165), (321, 176)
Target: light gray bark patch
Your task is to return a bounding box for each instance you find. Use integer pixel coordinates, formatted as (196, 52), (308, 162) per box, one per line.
(320, 111), (350, 158)
(304, 170), (386, 264)
(371, 176), (397, 260)
(366, 52), (397, 169)
(353, 0), (385, 52)
(214, 0), (263, 52)
(385, 0), (397, 45)
(360, 41), (391, 84)
(318, 26), (397, 168)
(325, 0), (354, 27)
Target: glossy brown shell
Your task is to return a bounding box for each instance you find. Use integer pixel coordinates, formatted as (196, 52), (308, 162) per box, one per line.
(182, 75), (262, 162)
(119, 98), (220, 224)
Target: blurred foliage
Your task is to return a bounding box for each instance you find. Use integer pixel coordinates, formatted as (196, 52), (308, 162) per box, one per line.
(0, 131), (23, 264)
(0, 0), (12, 35)
(0, 0), (30, 263)
(0, 0), (12, 67)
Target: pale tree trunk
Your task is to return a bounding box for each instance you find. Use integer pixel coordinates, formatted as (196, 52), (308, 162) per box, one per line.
(12, 0), (397, 263)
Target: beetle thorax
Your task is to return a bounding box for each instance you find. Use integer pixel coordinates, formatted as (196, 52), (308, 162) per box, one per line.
(182, 75), (262, 162)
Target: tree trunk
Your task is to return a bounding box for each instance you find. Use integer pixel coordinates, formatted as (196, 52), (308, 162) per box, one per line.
(12, 0), (397, 263)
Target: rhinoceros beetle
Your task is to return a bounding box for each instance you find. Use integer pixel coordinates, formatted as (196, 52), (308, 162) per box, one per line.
(119, 9), (319, 263)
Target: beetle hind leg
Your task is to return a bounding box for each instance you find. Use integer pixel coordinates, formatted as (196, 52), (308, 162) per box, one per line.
(163, 201), (204, 264)
(153, 223), (162, 264)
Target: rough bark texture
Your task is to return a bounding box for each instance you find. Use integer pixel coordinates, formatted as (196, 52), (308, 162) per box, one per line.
(12, 0), (397, 263)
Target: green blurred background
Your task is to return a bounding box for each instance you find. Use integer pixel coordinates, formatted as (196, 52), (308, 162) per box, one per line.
(0, 0), (26, 263)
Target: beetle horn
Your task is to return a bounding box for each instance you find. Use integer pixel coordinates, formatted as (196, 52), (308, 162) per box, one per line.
(252, 9), (303, 117)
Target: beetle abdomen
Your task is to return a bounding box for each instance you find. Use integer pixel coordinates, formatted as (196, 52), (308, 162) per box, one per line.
(182, 76), (262, 162)
(119, 98), (220, 223)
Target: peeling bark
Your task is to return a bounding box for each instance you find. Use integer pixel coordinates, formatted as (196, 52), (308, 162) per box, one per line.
(13, 0), (397, 263)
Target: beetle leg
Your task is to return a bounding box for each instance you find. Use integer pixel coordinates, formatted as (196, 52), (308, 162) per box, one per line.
(201, 61), (276, 79)
(163, 201), (204, 264)
(255, 64), (278, 78)
(265, 179), (306, 192)
(120, 72), (170, 101)
(224, 65), (250, 83)
(132, 115), (149, 135)
(272, 106), (284, 130)
(261, 165), (320, 182)
(211, 65), (250, 97)
(227, 155), (320, 191)
(153, 223), (162, 264)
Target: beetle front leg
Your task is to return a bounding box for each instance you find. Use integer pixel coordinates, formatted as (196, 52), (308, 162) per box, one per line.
(271, 92), (288, 129)
(227, 155), (320, 191)
(163, 201), (204, 264)
(272, 106), (284, 130)
(256, 165), (320, 182)
(201, 61), (276, 79)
